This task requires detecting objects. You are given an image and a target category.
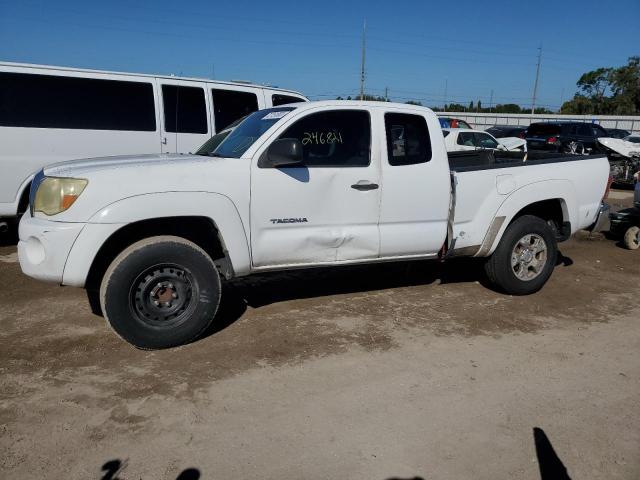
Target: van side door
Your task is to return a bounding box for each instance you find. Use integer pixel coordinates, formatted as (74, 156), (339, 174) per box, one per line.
(158, 79), (211, 153)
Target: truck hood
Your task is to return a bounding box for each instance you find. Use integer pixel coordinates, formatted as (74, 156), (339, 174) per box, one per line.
(37, 152), (250, 223)
(498, 137), (527, 151)
(44, 153), (209, 177)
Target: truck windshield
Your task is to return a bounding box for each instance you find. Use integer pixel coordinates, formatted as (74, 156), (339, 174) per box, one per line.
(208, 107), (295, 158)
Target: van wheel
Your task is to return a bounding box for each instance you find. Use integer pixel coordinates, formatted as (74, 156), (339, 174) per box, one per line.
(100, 236), (221, 349)
(623, 226), (640, 250)
(484, 215), (558, 295)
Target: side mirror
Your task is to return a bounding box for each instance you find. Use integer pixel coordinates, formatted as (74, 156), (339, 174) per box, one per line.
(496, 143), (507, 151)
(263, 138), (303, 168)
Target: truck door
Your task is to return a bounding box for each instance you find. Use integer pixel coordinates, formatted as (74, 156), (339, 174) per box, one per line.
(159, 80), (211, 153)
(250, 108), (381, 267)
(378, 111), (450, 257)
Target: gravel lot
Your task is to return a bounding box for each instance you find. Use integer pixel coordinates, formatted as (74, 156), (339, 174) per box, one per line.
(1, 191), (638, 480)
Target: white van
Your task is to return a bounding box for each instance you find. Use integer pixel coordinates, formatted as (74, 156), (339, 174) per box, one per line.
(0, 62), (307, 220)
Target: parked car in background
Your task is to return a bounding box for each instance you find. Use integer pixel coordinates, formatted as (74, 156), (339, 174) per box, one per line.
(438, 117), (472, 129)
(443, 128), (527, 152)
(598, 135), (640, 185)
(0, 62), (307, 222)
(525, 121), (609, 153)
(604, 128), (631, 139)
(486, 125), (527, 139)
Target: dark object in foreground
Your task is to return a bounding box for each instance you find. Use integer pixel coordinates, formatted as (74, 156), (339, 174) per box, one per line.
(533, 427), (572, 480)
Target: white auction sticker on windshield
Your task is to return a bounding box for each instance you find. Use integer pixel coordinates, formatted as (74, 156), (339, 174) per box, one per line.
(262, 111), (289, 120)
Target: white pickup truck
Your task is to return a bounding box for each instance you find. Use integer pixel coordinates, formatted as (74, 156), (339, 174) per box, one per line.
(18, 101), (610, 349)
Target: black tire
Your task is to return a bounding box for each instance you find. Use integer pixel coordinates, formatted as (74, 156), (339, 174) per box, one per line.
(99, 236), (221, 349)
(485, 215), (558, 295)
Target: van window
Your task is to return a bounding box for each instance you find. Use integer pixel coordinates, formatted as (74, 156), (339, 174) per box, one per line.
(161, 85), (208, 134)
(276, 110), (370, 167)
(384, 113), (431, 166)
(211, 89), (259, 132)
(272, 94), (305, 106)
(0, 72), (156, 131)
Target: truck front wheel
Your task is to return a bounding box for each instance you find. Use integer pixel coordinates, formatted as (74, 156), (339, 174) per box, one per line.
(99, 236), (221, 349)
(484, 215), (558, 295)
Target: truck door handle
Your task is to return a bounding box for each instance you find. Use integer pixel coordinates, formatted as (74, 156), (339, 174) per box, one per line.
(351, 180), (379, 191)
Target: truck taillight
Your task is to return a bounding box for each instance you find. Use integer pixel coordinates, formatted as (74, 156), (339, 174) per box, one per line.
(547, 136), (558, 144)
(518, 132), (525, 138)
(603, 175), (613, 200)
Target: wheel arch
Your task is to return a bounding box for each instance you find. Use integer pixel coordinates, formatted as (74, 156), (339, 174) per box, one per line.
(85, 215), (233, 292)
(477, 180), (577, 257)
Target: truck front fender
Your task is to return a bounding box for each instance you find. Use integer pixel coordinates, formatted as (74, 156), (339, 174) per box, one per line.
(63, 192), (250, 286)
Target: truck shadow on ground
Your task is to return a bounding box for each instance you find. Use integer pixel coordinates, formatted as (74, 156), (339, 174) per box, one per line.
(202, 252), (573, 340)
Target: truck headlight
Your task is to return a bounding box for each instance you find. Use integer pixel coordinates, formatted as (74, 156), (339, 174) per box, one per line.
(34, 177), (88, 216)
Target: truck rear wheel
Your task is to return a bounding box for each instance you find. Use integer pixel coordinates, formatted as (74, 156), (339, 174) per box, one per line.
(484, 215), (558, 295)
(99, 236), (221, 349)
(623, 226), (640, 250)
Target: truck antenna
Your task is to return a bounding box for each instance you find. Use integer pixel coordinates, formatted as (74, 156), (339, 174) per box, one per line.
(359, 19), (366, 101)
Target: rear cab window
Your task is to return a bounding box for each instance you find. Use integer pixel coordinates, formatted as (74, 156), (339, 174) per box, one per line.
(527, 124), (562, 137)
(384, 113), (431, 166)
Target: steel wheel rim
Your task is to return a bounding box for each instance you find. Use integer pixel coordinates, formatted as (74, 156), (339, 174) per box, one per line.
(130, 264), (197, 328)
(510, 234), (548, 282)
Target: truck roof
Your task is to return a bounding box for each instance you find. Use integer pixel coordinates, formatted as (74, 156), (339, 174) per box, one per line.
(277, 99), (436, 113)
(0, 61), (306, 97)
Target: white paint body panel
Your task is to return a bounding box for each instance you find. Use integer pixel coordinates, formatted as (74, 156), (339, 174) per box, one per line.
(16, 101), (610, 289)
(598, 137), (640, 158)
(444, 128), (525, 152)
(0, 62), (307, 217)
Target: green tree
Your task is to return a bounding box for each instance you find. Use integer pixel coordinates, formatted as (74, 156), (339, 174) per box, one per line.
(561, 57), (640, 115)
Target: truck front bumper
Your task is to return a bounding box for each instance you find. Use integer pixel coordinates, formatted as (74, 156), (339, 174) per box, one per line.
(18, 214), (86, 284)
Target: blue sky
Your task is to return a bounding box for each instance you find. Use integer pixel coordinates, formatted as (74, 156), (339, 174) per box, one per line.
(1, 0), (638, 110)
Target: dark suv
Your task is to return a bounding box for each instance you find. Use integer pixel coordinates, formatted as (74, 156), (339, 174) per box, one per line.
(485, 125), (527, 139)
(526, 122), (608, 153)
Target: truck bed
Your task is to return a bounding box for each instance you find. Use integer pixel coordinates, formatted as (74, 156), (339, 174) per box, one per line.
(448, 150), (603, 172)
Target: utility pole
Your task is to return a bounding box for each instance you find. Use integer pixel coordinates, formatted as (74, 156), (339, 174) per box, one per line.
(559, 88), (564, 113)
(489, 89), (494, 113)
(443, 78), (448, 110)
(384, 86), (389, 101)
(359, 19), (367, 101)
(531, 45), (542, 115)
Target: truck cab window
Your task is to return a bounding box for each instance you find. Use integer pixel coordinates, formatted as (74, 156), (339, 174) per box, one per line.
(276, 110), (370, 167)
(162, 85), (208, 134)
(212, 89), (259, 132)
(384, 113), (431, 166)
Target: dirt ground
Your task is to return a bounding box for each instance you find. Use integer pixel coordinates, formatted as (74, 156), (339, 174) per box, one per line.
(1, 191), (639, 480)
